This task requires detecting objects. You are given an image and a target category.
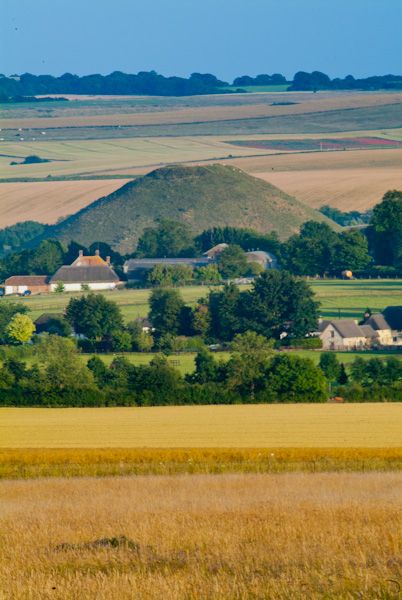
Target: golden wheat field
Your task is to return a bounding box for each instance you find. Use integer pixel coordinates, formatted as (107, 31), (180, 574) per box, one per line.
(0, 472), (401, 599)
(0, 179), (129, 227)
(2, 404), (402, 448)
(232, 147), (402, 210)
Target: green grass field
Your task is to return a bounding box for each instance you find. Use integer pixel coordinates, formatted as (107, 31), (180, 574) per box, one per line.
(8, 279), (402, 322)
(78, 349), (400, 375)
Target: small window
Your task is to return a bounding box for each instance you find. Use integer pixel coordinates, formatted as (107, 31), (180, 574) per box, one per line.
(330, 330), (335, 338)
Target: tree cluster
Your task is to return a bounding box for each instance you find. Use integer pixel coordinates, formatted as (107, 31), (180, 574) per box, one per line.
(282, 221), (371, 276)
(0, 332), (328, 407)
(289, 71), (402, 91)
(149, 270), (319, 346)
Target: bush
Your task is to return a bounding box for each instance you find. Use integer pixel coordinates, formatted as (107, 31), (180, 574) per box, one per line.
(277, 337), (322, 349)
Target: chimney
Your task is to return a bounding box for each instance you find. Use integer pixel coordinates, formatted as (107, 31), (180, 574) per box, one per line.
(78, 250), (83, 257)
(106, 256), (111, 265)
(95, 249), (100, 256)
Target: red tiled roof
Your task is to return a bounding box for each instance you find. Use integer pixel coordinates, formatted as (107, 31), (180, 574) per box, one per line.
(5, 275), (50, 286)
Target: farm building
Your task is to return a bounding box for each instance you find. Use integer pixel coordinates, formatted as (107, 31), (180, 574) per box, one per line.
(124, 257), (210, 282)
(319, 320), (368, 351)
(124, 247), (278, 282)
(50, 250), (120, 292)
(4, 275), (50, 296)
(319, 314), (396, 350)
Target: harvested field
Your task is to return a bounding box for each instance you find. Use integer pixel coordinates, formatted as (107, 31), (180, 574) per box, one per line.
(257, 167), (402, 211)
(0, 472), (401, 599)
(232, 148), (402, 210)
(0, 136), (268, 180)
(0, 179), (129, 227)
(1, 404), (401, 448)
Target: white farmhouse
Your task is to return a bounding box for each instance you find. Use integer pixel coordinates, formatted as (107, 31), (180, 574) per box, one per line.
(50, 250), (120, 292)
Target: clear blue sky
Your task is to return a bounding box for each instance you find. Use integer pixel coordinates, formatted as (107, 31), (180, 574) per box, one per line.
(2, 0), (402, 81)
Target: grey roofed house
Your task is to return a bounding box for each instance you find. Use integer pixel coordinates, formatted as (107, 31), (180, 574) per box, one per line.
(328, 319), (366, 338)
(364, 314), (391, 331)
(360, 324), (377, 339)
(51, 265), (119, 283)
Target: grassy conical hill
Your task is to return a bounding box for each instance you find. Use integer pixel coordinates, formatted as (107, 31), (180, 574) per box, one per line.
(51, 164), (337, 253)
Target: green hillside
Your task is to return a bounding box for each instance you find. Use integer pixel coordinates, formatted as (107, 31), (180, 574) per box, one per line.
(50, 164), (337, 253)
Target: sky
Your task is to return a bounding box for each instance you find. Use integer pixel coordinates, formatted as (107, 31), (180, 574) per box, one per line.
(2, 0), (402, 81)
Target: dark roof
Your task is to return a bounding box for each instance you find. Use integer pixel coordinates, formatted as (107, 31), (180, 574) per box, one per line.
(135, 317), (153, 328)
(125, 257), (210, 270)
(383, 306), (402, 331)
(5, 275), (50, 286)
(50, 265), (119, 283)
(365, 314), (390, 331)
(34, 313), (64, 325)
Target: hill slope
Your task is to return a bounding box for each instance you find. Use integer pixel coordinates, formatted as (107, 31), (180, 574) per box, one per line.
(50, 165), (336, 253)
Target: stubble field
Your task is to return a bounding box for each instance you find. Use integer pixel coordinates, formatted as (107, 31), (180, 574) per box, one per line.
(0, 472), (401, 599)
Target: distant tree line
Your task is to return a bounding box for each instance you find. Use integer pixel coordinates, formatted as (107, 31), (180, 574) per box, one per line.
(1, 70), (401, 98)
(289, 71), (402, 91)
(0, 72), (230, 97)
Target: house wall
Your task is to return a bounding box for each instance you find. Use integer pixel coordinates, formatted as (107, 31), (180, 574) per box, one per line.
(375, 330), (394, 346)
(50, 282), (118, 292)
(320, 325), (367, 350)
(5, 284), (50, 295)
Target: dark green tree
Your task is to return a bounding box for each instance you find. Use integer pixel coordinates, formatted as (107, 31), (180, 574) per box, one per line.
(264, 354), (327, 402)
(208, 283), (242, 341)
(319, 352), (341, 381)
(240, 270), (319, 339)
(218, 244), (248, 279)
(282, 221), (338, 276)
(149, 288), (185, 336)
(137, 220), (196, 258)
(65, 293), (124, 344)
(370, 191), (402, 266)
(331, 229), (371, 274)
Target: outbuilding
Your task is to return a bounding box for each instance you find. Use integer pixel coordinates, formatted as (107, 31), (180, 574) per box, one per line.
(4, 275), (50, 295)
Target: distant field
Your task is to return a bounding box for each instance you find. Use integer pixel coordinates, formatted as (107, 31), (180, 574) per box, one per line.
(232, 147), (402, 210)
(9, 280), (402, 322)
(0, 179), (129, 227)
(2, 403), (401, 448)
(1, 91), (402, 142)
(230, 136), (402, 151)
(2, 91), (400, 130)
(0, 136), (268, 181)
